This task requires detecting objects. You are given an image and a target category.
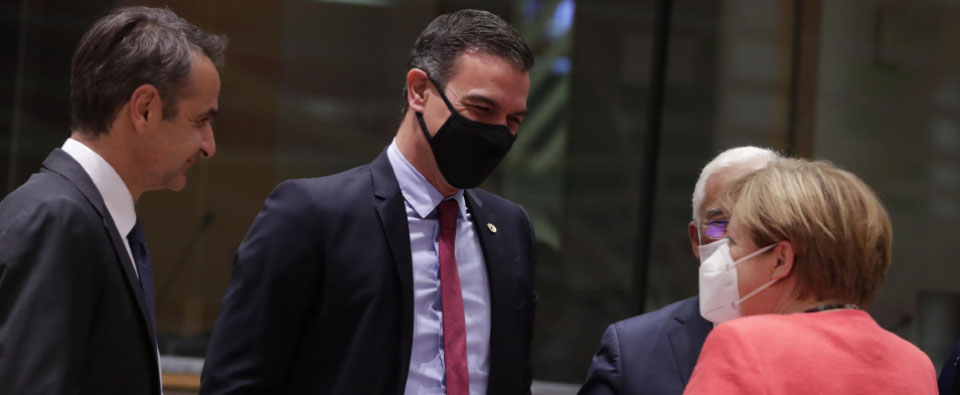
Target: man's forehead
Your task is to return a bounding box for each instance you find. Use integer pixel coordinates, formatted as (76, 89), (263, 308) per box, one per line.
(449, 49), (522, 73)
(180, 55), (220, 102)
(446, 52), (529, 96)
(709, 164), (758, 190)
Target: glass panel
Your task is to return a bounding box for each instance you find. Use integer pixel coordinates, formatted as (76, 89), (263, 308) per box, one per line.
(506, 0), (655, 382)
(815, 0), (960, 370)
(644, 0), (791, 313)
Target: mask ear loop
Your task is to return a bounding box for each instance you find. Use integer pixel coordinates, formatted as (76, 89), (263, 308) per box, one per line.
(731, 242), (782, 306)
(427, 76), (459, 113)
(732, 242), (777, 266)
(734, 278), (779, 306)
(416, 76), (457, 143)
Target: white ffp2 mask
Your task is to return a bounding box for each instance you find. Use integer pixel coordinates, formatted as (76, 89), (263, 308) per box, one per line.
(698, 239), (778, 324)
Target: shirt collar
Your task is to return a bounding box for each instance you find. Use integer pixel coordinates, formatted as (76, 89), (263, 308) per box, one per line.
(61, 138), (137, 237)
(386, 139), (466, 219)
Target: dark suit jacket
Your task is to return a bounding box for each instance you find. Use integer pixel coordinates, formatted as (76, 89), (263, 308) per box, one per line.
(0, 149), (160, 395)
(200, 150), (537, 395)
(578, 296), (712, 395)
(940, 338), (960, 395)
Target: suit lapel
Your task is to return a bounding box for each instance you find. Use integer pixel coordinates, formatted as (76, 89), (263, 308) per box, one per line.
(369, 151), (415, 393)
(464, 189), (509, 392)
(666, 297), (713, 385)
(41, 149), (159, 348)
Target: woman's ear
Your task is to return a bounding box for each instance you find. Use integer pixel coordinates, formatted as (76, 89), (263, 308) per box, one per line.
(770, 240), (795, 281)
(406, 68), (430, 114)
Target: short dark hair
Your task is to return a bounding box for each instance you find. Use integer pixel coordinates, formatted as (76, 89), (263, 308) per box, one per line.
(70, 6), (227, 136)
(400, 9), (534, 116)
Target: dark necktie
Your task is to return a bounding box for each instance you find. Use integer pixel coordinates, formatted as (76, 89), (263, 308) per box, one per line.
(127, 221), (156, 331)
(437, 200), (469, 395)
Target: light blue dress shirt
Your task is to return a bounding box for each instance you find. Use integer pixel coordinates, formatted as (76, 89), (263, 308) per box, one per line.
(388, 140), (491, 395)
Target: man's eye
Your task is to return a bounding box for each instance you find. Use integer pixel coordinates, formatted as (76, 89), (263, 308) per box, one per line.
(471, 105), (491, 114)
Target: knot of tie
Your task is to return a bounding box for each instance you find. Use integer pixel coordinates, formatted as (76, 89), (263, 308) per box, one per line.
(438, 200), (458, 230)
(127, 221), (146, 244)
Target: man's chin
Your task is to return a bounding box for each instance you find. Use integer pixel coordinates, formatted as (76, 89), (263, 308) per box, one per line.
(166, 175), (188, 192)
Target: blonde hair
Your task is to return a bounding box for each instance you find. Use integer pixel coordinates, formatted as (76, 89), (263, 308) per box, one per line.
(723, 159), (892, 307)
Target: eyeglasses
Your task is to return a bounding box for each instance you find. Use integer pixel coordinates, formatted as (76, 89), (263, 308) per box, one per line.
(699, 220), (729, 242)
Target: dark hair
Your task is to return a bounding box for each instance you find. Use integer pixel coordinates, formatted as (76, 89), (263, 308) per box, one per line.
(70, 6), (227, 135)
(400, 9), (534, 116)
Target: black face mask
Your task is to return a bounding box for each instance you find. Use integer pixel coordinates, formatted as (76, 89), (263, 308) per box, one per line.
(416, 79), (517, 189)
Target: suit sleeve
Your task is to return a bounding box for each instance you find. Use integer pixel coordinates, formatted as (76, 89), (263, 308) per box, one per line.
(578, 324), (622, 395)
(0, 199), (99, 395)
(200, 180), (324, 394)
(682, 323), (765, 395)
(939, 338), (960, 394)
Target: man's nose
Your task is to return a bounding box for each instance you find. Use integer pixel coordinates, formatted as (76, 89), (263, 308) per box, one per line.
(199, 128), (216, 158)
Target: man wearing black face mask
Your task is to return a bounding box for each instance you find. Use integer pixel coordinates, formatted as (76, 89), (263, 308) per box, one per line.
(200, 9), (537, 395)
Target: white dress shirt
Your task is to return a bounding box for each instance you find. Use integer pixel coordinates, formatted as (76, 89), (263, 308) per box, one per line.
(388, 140), (492, 395)
(60, 138), (162, 391)
(61, 138), (138, 275)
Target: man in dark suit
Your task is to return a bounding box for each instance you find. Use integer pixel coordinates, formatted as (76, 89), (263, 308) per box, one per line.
(0, 7), (225, 395)
(578, 147), (781, 395)
(940, 338), (960, 394)
(200, 9), (537, 395)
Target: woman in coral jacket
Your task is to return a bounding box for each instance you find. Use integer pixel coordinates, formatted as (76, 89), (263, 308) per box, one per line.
(683, 159), (937, 395)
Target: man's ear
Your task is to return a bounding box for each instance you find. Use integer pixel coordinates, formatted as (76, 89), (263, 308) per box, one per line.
(128, 84), (161, 134)
(770, 240), (795, 281)
(406, 68), (430, 113)
(688, 221), (701, 258)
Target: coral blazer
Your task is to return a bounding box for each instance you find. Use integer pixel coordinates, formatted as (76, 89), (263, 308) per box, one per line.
(684, 309), (937, 395)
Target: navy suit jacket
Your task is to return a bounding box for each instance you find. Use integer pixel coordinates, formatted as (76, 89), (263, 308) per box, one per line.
(578, 296), (712, 395)
(0, 149), (160, 395)
(200, 150), (538, 394)
(940, 338), (960, 394)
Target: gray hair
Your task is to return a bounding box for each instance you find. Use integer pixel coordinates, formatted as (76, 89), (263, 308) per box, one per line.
(399, 9), (534, 117)
(70, 6), (227, 135)
(691, 146), (781, 224)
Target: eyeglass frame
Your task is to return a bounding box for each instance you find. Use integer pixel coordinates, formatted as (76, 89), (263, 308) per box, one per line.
(697, 219), (729, 244)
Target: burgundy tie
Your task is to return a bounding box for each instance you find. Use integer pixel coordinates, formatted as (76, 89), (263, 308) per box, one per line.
(437, 200), (469, 395)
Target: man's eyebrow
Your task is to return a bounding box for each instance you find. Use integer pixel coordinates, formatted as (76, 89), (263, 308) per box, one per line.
(461, 94), (528, 117)
(705, 208), (725, 219)
(461, 94), (499, 109)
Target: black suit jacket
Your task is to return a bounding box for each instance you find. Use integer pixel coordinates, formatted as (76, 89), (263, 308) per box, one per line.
(200, 150), (537, 394)
(0, 149), (160, 395)
(578, 296), (712, 395)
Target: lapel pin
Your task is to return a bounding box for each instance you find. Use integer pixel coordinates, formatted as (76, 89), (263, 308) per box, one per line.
(487, 223), (497, 234)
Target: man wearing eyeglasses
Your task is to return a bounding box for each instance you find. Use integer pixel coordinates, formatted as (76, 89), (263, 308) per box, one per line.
(578, 146), (781, 395)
